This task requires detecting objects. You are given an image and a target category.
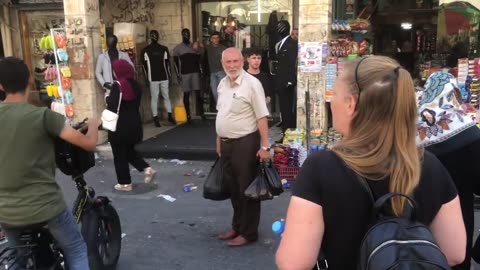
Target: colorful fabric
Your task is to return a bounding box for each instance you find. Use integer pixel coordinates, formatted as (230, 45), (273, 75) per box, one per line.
(416, 72), (477, 147)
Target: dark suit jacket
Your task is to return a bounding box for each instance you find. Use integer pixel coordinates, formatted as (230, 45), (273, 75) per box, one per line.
(274, 36), (298, 91)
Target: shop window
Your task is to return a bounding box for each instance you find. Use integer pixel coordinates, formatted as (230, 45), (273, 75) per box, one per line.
(198, 0), (293, 51)
(20, 11), (64, 104)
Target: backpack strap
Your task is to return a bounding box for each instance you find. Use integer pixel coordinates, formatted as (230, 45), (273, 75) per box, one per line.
(373, 192), (417, 221)
(356, 174), (375, 203)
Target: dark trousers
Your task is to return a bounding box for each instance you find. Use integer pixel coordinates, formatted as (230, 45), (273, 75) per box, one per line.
(438, 141), (480, 270)
(183, 90), (204, 118)
(220, 132), (261, 241)
(111, 143), (149, 185)
(278, 85), (296, 132)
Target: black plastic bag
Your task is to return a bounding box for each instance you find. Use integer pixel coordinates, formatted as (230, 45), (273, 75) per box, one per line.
(264, 161), (283, 196)
(244, 165), (273, 201)
(203, 158), (229, 201)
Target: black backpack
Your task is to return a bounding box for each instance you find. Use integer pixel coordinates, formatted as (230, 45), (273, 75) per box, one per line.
(357, 176), (451, 270)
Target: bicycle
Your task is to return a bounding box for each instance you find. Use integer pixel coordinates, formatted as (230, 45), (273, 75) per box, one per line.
(0, 119), (122, 270)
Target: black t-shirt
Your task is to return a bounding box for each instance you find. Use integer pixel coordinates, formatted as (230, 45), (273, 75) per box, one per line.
(142, 43), (171, 82)
(248, 71), (272, 98)
(292, 150), (457, 270)
(173, 43), (201, 75)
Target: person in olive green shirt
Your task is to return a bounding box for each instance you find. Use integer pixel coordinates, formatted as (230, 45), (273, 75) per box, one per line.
(0, 57), (100, 270)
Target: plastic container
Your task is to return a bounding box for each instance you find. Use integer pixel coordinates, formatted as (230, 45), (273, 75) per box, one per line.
(183, 184), (197, 192)
(272, 219), (285, 236)
(174, 105), (187, 124)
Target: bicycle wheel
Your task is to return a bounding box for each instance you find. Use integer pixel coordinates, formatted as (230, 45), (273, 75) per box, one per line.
(82, 204), (122, 270)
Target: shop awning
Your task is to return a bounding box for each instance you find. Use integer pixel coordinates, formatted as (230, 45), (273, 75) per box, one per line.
(440, 0), (480, 11)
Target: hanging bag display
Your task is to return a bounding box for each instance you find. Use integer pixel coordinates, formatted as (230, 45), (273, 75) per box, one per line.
(101, 82), (122, 132)
(203, 158), (229, 201)
(244, 163), (273, 201)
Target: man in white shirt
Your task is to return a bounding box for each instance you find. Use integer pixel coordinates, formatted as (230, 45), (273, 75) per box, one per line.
(215, 48), (270, 247)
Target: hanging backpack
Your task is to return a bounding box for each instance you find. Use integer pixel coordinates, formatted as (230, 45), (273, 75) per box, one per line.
(356, 176), (451, 270)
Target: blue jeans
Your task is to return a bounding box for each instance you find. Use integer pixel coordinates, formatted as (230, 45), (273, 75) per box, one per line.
(210, 70), (226, 103)
(2, 208), (90, 270)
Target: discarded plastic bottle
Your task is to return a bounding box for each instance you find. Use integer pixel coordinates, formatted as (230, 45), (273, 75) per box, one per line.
(272, 219), (285, 236)
(183, 184), (198, 192)
(281, 179), (291, 189)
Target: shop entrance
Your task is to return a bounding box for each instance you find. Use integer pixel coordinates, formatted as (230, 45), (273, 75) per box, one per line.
(192, 0), (294, 118)
(19, 10), (65, 106)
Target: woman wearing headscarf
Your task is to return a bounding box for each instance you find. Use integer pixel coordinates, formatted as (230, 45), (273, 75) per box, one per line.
(416, 72), (480, 270)
(106, 59), (156, 191)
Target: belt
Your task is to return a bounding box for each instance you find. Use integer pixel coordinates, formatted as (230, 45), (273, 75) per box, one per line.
(220, 137), (241, 143)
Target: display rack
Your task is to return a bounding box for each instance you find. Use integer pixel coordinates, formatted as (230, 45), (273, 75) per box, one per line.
(47, 28), (73, 122)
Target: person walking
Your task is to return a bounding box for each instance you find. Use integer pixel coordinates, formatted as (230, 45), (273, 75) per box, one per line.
(106, 59), (156, 191)
(276, 56), (466, 269)
(416, 72), (480, 270)
(215, 48), (271, 247)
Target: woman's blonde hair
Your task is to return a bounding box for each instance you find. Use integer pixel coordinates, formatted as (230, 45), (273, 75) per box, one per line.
(331, 56), (422, 216)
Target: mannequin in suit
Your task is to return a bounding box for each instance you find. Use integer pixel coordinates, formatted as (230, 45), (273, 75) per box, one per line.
(142, 30), (175, 127)
(274, 20), (298, 141)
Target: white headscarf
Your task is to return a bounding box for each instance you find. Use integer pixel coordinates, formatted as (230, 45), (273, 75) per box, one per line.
(416, 72), (477, 148)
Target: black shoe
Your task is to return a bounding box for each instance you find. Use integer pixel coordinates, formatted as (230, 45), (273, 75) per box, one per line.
(168, 113), (176, 125)
(153, 116), (161, 127)
(275, 121), (283, 127)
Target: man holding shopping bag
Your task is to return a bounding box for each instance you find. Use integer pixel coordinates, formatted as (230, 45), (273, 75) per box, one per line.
(215, 48), (270, 247)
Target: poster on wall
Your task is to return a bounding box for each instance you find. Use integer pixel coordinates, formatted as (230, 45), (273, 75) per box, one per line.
(298, 42), (326, 73)
(346, 0), (355, 15)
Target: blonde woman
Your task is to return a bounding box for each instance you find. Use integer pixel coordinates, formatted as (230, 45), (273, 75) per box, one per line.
(276, 56), (466, 269)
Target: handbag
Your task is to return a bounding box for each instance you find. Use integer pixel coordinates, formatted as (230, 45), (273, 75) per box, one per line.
(203, 158), (229, 201)
(244, 164), (273, 201)
(264, 160), (283, 196)
(101, 82), (122, 132)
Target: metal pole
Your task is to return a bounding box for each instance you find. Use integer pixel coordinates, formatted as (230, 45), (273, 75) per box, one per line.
(305, 79), (310, 150)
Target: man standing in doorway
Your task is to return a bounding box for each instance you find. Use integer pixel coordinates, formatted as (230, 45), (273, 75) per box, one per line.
(244, 48), (272, 107)
(205, 32), (226, 104)
(215, 47), (270, 247)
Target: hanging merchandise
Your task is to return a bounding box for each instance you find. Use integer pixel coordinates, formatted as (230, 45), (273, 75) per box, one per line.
(45, 28), (74, 121)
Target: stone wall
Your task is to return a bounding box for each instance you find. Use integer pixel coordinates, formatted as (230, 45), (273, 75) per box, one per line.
(63, 0), (108, 141)
(297, 0), (331, 131)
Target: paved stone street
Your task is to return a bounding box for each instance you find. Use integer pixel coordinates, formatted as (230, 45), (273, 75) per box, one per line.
(57, 157), (290, 270)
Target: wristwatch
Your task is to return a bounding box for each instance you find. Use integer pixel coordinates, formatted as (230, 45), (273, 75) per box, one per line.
(261, 146), (271, 151)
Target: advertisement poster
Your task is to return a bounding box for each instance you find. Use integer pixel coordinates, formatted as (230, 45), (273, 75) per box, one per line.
(298, 42), (325, 72)
(346, 0), (354, 15)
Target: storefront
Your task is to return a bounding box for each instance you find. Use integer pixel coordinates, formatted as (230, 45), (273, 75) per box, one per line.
(191, 0), (296, 115)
